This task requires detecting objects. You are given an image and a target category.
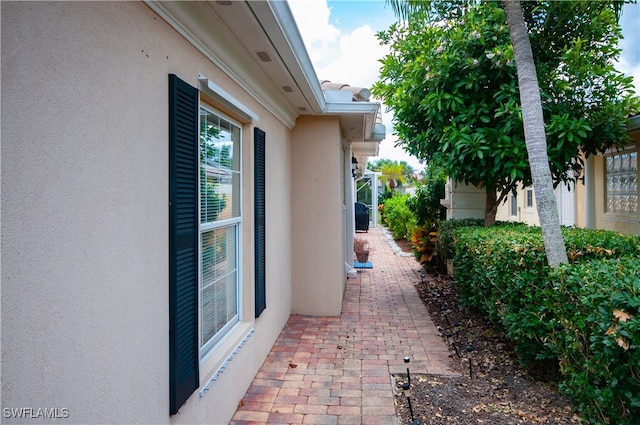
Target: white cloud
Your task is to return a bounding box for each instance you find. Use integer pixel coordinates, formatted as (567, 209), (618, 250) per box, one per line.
(289, 0), (387, 87)
(618, 57), (640, 96)
(288, 0), (340, 67)
(289, 0), (425, 169)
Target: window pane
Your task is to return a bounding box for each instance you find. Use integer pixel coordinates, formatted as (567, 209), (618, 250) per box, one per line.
(606, 151), (638, 214)
(200, 226), (238, 349)
(526, 189), (533, 208)
(200, 108), (241, 223)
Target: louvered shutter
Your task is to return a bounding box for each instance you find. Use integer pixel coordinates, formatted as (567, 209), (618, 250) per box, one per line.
(168, 74), (199, 414)
(254, 128), (267, 317)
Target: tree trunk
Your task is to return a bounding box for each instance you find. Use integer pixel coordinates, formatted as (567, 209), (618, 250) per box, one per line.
(503, 0), (568, 266)
(484, 188), (498, 227)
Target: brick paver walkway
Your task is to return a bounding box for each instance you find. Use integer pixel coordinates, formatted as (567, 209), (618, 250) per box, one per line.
(231, 227), (453, 425)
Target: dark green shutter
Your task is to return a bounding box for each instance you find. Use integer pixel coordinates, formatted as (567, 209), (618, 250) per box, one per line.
(168, 74), (199, 415)
(254, 128), (267, 317)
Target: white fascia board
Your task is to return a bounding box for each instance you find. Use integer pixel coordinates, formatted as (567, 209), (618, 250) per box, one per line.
(249, 0), (326, 114)
(324, 102), (380, 115)
(145, 1), (299, 128)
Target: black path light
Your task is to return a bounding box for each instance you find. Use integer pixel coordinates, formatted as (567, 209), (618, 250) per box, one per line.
(441, 307), (450, 326)
(445, 332), (460, 358)
(453, 321), (461, 340)
(466, 346), (474, 379)
(401, 356), (419, 425)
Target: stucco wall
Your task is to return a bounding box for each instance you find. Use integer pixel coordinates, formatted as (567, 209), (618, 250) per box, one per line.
(442, 181), (486, 220)
(593, 155), (640, 235)
(1, 2), (292, 423)
(290, 116), (346, 316)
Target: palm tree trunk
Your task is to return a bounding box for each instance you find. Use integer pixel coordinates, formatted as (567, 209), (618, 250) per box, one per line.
(503, 0), (568, 266)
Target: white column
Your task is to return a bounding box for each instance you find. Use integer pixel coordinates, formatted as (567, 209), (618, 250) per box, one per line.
(584, 155), (595, 229)
(345, 145), (356, 277)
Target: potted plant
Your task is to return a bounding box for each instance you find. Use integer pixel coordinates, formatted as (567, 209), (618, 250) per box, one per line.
(354, 237), (371, 263)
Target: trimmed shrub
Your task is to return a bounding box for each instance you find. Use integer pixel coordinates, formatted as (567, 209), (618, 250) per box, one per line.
(383, 194), (416, 240)
(449, 225), (640, 425)
(550, 257), (640, 424)
(438, 218), (484, 262)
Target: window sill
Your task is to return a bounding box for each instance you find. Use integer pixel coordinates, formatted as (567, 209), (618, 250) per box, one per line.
(602, 214), (640, 224)
(199, 322), (255, 398)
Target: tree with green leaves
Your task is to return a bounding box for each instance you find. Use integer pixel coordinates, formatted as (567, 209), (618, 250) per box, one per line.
(375, 0), (638, 266)
(368, 158), (417, 193)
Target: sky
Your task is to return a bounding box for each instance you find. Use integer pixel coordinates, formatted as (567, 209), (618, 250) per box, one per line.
(288, 0), (640, 171)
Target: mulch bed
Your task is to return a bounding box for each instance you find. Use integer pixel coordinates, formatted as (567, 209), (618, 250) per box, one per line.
(392, 241), (581, 424)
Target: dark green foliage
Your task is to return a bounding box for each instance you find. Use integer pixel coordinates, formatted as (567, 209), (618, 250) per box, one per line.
(406, 164), (448, 269)
(406, 164), (447, 223)
(377, 189), (394, 206)
(551, 257), (640, 424)
(374, 1), (639, 222)
(448, 224), (640, 424)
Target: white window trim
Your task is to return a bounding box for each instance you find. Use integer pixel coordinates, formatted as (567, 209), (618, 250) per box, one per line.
(510, 194), (518, 217)
(198, 75), (259, 123)
(198, 103), (244, 360)
(525, 188), (534, 209)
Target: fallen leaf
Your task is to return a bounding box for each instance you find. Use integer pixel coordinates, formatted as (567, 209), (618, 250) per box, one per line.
(289, 363), (297, 368)
(616, 337), (630, 351)
(613, 309), (633, 322)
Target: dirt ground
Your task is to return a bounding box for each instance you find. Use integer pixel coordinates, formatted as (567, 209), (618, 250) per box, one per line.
(392, 241), (580, 424)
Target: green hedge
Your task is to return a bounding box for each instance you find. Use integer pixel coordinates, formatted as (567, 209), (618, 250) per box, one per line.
(383, 194), (416, 240)
(551, 257), (640, 424)
(446, 222), (640, 425)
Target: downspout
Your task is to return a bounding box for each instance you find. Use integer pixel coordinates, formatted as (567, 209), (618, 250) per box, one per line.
(345, 144), (357, 278)
(371, 171), (380, 228)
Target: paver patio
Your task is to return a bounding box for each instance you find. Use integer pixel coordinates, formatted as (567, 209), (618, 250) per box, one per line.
(230, 227), (454, 425)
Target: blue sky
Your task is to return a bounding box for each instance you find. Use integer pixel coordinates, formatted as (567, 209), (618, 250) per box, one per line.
(289, 0), (640, 169)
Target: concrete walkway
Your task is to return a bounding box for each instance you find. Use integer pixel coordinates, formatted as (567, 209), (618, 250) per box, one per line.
(230, 227), (453, 425)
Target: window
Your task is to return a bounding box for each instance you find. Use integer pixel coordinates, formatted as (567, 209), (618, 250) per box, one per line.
(199, 106), (242, 356)
(169, 74), (254, 415)
(526, 188), (534, 208)
(605, 151), (638, 214)
(510, 193), (518, 217)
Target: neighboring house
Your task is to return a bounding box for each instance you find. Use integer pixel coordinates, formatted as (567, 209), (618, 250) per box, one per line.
(496, 113), (640, 235)
(1, 2), (383, 424)
(441, 114), (639, 235)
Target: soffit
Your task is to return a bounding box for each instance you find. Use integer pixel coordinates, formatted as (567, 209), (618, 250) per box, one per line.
(146, 0), (385, 147)
(146, 1), (324, 128)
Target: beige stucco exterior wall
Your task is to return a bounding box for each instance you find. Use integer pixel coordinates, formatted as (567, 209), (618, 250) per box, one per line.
(495, 185), (541, 225)
(441, 181), (486, 220)
(290, 115), (347, 316)
(2, 2), (292, 424)
(593, 155), (640, 235)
